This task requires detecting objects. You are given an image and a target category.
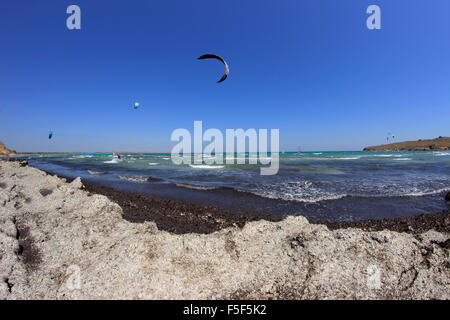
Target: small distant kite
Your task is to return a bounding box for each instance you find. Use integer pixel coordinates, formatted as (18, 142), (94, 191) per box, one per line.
(48, 131), (53, 139)
(133, 102), (139, 110)
(197, 54), (229, 83)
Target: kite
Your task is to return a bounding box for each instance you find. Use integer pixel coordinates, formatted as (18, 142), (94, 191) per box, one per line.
(48, 131), (53, 139)
(197, 54), (229, 83)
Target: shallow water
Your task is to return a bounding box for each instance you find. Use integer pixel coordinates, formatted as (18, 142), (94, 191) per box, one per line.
(24, 151), (450, 221)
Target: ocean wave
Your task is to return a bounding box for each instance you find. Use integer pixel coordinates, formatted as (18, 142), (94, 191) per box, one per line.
(87, 170), (105, 175)
(344, 182), (450, 198)
(237, 184), (450, 203)
(300, 156), (361, 161)
(174, 183), (223, 191)
(345, 187), (450, 199)
(290, 166), (345, 174)
(103, 158), (121, 164)
(118, 175), (163, 183)
(398, 187), (450, 197)
(72, 155), (94, 159)
(189, 165), (225, 169)
(118, 175), (148, 182)
(245, 189), (347, 203)
(335, 157), (361, 160)
(162, 157), (170, 160)
(245, 181), (347, 203)
(148, 162), (160, 166)
(433, 152), (450, 156)
(393, 158), (412, 161)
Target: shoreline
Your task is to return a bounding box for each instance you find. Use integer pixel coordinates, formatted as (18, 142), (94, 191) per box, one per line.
(1, 159), (449, 299)
(16, 157), (449, 235)
(76, 176), (450, 236)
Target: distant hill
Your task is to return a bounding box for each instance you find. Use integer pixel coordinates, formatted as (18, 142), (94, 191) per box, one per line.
(363, 137), (450, 151)
(0, 141), (17, 156)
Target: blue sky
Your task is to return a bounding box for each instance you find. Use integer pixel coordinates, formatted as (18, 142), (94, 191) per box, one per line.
(0, 0), (449, 152)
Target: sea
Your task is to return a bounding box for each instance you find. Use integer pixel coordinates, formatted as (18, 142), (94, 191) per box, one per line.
(23, 151), (450, 222)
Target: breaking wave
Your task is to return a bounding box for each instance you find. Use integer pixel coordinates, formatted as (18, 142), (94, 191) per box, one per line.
(71, 155), (94, 159)
(245, 181), (347, 203)
(189, 165), (225, 169)
(87, 170), (105, 175)
(118, 175), (148, 183)
(104, 158), (121, 164)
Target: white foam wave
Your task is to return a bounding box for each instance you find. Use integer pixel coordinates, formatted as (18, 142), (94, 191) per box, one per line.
(433, 152), (450, 156)
(87, 170), (105, 175)
(248, 181), (346, 203)
(336, 157), (361, 160)
(103, 158), (121, 164)
(72, 155), (94, 159)
(118, 175), (148, 183)
(189, 165), (225, 169)
(398, 187), (450, 197)
(148, 162), (160, 166)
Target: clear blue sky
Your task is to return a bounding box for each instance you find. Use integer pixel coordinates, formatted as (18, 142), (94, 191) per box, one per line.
(1, 0), (449, 152)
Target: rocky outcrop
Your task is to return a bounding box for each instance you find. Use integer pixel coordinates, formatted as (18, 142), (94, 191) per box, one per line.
(363, 137), (450, 152)
(0, 160), (448, 299)
(0, 141), (17, 156)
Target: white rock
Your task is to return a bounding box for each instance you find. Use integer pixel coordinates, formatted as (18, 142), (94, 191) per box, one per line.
(0, 160), (448, 300)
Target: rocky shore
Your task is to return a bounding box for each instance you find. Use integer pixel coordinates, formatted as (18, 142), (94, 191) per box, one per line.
(0, 141), (17, 156)
(0, 160), (449, 299)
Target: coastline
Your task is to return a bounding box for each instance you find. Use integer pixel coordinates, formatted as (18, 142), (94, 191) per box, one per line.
(59, 172), (450, 236)
(1, 159), (449, 299)
(363, 137), (450, 152)
(17, 157), (449, 235)
(18, 156), (449, 235)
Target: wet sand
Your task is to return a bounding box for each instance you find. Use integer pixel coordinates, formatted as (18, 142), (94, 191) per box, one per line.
(82, 181), (281, 234)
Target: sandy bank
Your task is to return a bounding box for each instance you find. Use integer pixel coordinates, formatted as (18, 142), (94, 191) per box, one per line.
(0, 142), (17, 156)
(0, 160), (448, 299)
